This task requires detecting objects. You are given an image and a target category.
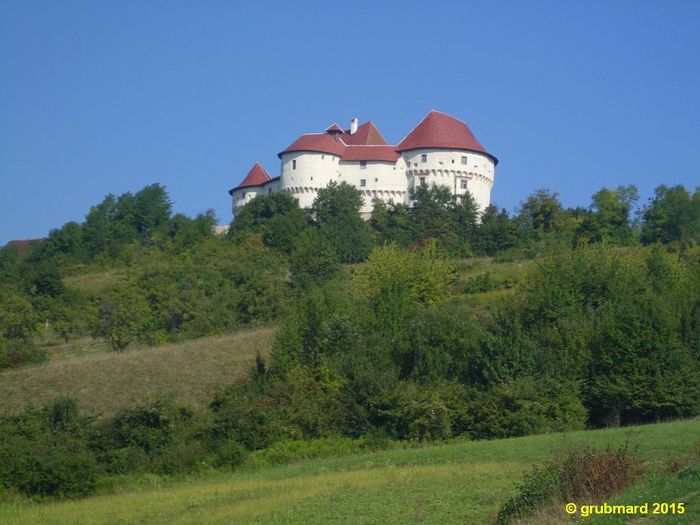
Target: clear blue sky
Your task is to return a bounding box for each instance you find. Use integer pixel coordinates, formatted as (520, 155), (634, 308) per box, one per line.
(1, 1), (699, 245)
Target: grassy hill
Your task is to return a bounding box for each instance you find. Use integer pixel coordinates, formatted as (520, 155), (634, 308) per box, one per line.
(0, 327), (275, 417)
(0, 418), (697, 524)
(0, 256), (533, 417)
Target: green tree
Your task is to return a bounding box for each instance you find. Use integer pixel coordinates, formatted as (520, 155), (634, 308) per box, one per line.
(641, 184), (699, 245)
(312, 181), (372, 263)
(579, 185), (638, 245)
(409, 185), (456, 248)
(229, 192), (308, 253)
(475, 205), (519, 256)
(352, 242), (456, 335)
(368, 199), (414, 247)
(97, 286), (153, 352)
(518, 189), (567, 238)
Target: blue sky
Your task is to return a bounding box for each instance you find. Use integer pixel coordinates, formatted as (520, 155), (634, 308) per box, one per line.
(1, 1), (699, 245)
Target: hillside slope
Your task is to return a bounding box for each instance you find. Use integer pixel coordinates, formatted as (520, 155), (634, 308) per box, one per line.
(0, 327), (275, 417)
(1, 418), (697, 525)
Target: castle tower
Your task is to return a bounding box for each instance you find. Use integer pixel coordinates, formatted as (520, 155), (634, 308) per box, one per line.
(397, 110), (497, 213)
(228, 162), (280, 215)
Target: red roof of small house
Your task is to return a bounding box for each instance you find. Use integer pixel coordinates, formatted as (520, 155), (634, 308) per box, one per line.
(278, 133), (346, 158)
(397, 110), (498, 164)
(5, 239), (40, 256)
(229, 162), (272, 194)
(341, 145), (400, 162)
(340, 121), (388, 146)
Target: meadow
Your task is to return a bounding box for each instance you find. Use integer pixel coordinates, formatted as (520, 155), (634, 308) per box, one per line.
(0, 417), (697, 524)
(0, 327), (274, 417)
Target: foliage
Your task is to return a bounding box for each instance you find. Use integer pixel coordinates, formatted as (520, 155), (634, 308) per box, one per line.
(96, 285), (154, 351)
(641, 184), (700, 245)
(229, 192), (308, 253)
(496, 443), (640, 524)
(351, 242), (456, 334)
(311, 181), (373, 263)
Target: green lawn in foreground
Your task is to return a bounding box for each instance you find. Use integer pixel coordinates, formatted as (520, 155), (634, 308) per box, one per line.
(1, 418), (697, 525)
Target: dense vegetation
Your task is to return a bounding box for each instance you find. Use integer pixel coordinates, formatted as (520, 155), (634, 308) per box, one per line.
(1, 180), (699, 503)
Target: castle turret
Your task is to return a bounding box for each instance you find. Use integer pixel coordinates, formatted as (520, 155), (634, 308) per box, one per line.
(397, 110), (497, 212)
(229, 162), (279, 214)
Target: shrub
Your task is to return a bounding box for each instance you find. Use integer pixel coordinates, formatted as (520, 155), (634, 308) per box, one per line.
(215, 439), (247, 469)
(496, 443), (641, 524)
(152, 440), (210, 475)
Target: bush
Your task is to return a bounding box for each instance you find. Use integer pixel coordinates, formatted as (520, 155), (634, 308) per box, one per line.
(0, 435), (98, 499)
(496, 443), (640, 524)
(215, 439), (247, 469)
(152, 440), (210, 475)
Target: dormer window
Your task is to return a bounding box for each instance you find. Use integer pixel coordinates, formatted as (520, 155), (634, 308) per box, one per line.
(360, 161), (367, 169)
(421, 154), (427, 163)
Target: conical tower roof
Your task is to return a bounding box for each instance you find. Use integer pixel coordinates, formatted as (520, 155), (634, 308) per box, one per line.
(397, 110), (497, 164)
(229, 162), (272, 194)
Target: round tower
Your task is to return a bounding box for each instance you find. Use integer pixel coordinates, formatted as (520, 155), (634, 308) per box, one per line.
(396, 110), (497, 213)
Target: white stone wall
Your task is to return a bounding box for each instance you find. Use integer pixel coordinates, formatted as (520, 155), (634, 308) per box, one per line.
(234, 148), (495, 217)
(338, 159), (409, 213)
(280, 151), (341, 209)
(231, 179), (282, 215)
(231, 185), (263, 214)
(402, 148), (495, 213)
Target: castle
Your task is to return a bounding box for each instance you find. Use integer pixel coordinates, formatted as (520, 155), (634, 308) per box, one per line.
(229, 110), (497, 216)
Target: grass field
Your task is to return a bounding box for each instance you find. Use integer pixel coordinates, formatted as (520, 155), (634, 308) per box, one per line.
(0, 327), (275, 417)
(0, 418), (697, 525)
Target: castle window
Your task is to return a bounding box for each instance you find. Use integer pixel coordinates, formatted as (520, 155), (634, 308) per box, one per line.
(360, 161), (367, 169)
(292, 159), (297, 170)
(322, 154), (325, 159)
(421, 154), (427, 163)
(374, 178), (378, 182)
(268, 188), (272, 194)
(419, 177), (426, 187)
(241, 192), (246, 198)
(360, 179), (367, 187)
(460, 180), (468, 189)
(461, 156), (468, 165)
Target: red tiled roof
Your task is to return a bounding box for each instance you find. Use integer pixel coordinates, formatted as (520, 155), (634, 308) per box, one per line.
(276, 111), (496, 164)
(341, 145), (399, 162)
(340, 121), (388, 146)
(5, 239), (39, 256)
(325, 123), (344, 133)
(278, 133), (346, 158)
(397, 110), (498, 164)
(229, 162), (272, 194)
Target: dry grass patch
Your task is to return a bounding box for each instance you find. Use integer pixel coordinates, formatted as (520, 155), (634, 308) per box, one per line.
(0, 327), (275, 417)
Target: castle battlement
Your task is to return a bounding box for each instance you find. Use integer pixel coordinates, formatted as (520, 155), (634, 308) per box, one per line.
(229, 110), (497, 216)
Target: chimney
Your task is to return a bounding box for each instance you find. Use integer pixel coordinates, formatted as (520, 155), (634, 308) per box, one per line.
(350, 117), (358, 135)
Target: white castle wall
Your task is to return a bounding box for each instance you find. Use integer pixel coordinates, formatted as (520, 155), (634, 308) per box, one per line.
(234, 148), (495, 217)
(231, 179), (282, 215)
(402, 148), (495, 212)
(338, 159), (408, 214)
(280, 151), (341, 209)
